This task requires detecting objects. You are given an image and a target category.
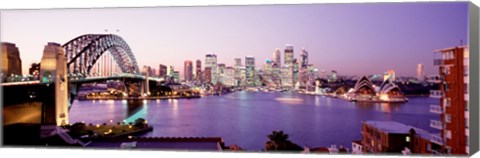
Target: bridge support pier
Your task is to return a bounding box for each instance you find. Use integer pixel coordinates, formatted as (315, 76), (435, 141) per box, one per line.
(39, 43), (69, 137)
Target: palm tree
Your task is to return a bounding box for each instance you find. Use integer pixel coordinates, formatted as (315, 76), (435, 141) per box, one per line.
(264, 130), (302, 151)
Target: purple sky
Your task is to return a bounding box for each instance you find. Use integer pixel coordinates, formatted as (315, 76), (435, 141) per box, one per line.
(1, 2), (468, 77)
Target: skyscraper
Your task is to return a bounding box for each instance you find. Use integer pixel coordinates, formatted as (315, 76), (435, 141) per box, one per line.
(224, 66), (236, 86)
(1, 42), (22, 78)
(234, 58), (242, 67)
(272, 48), (281, 68)
(217, 63), (226, 84)
(168, 66), (174, 77)
(417, 64), (424, 81)
(205, 54), (217, 84)
(173, 71), (180, 82)
(159, 64), (167, 78)
(196, 59), (202, 82)
(284, 45), (294, 67)
(184, 60), (193, 81)
(292, 58), (299, 88)
(300, 48), (308, 69)
(234, 58), (243, 86)
(204, 67), (212, 83)
(245, 56), (256, 87)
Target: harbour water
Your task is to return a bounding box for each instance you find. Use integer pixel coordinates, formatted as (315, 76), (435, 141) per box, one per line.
(69, 91), (439, 150)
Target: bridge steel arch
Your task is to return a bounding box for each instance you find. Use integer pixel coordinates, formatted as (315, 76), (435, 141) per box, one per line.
(62, 34), (140, 76)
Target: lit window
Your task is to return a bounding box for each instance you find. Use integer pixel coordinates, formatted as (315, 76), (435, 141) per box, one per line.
(406, 136), (410, 142)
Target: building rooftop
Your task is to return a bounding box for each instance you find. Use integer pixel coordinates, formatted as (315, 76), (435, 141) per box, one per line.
(364, 121), (432, 140)
(433, 45), (467, 53)
(87, 137), (224, 151)
(1, 42), (16, 47)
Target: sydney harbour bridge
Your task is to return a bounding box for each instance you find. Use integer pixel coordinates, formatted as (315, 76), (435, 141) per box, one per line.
(2, 34), (160, 143)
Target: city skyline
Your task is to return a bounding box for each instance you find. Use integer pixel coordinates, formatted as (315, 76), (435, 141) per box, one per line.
(1, 2), (468, 77)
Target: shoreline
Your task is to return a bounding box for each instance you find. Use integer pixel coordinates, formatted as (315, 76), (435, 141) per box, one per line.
(77, 95), (201, 101)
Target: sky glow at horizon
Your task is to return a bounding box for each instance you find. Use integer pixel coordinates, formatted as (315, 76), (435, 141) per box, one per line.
(1, 2), (468, 77)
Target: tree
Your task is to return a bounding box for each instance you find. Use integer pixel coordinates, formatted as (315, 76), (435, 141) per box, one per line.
(264, 130), (303, 151)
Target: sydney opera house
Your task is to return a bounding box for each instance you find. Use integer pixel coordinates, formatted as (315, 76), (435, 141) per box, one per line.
(344, 76), (408, 103)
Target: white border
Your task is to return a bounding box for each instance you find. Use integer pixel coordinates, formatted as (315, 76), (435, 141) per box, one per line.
(0, 0), (477, 158)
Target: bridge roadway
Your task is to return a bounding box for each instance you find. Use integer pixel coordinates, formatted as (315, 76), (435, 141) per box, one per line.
(1, 73), (163, 86)
(69, 73), (164, 83)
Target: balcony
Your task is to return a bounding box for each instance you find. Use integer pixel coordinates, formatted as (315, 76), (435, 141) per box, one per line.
(430, 119), (443, 130)
(430, 104), (442, 114)
(433, 59), (444, 66)
(430, 90), (443, 98)
(430, 134), (443, 145)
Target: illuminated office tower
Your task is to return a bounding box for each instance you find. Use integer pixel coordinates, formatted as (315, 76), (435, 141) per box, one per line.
(300, 48), (308, 69)
(158, 64), (167, 78)
(184, 60), (193, 81)
(272, 48), (281, 68)
(196, 59), (202, 82)
(234, 58), (242, 67)
(168, 66), (174, 77)
(205, 54), (217, 84)
(217, 63), (226, 84)
(173, 71), (180, 82)
(245, 56), (256, 87)
(292, 58), (299, 88)
(224, 66), (236, 86)
(204, 67), (212, 83)
(284, 45), (294, 67)
(417, 64), (424, 81)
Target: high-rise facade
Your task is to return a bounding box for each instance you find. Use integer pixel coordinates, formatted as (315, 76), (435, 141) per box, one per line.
(150, 68), (157, 77)
(224, 66), (236, 86)
(234, 58), (242, 67)
(204, 67), (212, 83)
(284, 45), (294, 67)
(430, 46), (469, 155)
(168, 66), (174, 77)
(272, 48), (281, 68)
(245, 56), (256, 87)
(173, 71), (180, 82)
(217, 63), (226, 84)
(205, 54), (217, 84)
(234, 58), (243, 86)
(196, 59), (202, 82)
(184, 60), (193, 81)
(292, 58), (299, 88)
(280, 66), (293, 89)
(1, 42), (22, 79)
(159, 64), (167, 78)
(300, 48), (308, 69)
(417, 64), (424, 81)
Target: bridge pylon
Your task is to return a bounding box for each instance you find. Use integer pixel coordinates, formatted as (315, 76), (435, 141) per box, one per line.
(39, 43), (69, 132)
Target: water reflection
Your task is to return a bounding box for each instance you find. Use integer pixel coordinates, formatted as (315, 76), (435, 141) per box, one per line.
(315, 96), (321, 106)
(353, 101), (404, 113)
(274, 97), (304, 105)
(70, 93), (437, 150)
(123, 100), (147, 123)
(172, 99), (179, 118)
